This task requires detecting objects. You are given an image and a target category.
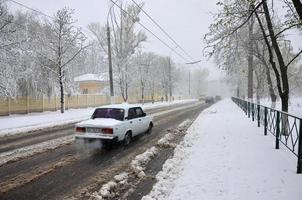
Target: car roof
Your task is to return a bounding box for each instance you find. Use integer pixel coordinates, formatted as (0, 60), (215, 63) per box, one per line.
(96, 103), (142, 110)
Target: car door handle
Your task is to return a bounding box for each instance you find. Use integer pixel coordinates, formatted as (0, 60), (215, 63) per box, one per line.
(130, 121), (133, 124)
(139, 119), (141, 121)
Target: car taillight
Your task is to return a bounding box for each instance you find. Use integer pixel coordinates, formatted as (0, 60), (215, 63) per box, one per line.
(75, 127), (85, 133)
(102, 128), (113, 134)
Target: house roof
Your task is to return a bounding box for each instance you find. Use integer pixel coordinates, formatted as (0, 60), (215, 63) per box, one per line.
(74, 73), (107, 82)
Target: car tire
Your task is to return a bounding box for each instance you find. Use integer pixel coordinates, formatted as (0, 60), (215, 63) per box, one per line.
(123, 132), (132, 146)
(146, 123), (153, 134)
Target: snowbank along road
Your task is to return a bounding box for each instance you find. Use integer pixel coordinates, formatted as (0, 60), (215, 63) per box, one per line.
(0, 101), (211, 200)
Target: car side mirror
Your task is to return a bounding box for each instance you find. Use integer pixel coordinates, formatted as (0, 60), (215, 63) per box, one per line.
(125, 117), (129, 120)
(142, 113), (146, 117)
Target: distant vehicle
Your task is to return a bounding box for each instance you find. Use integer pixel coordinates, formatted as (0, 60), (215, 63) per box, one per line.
(75, 104), (153, 146)
(198, 95), (206, 101)
(215, 95), (222, 101)
(205, 96), (215, 104)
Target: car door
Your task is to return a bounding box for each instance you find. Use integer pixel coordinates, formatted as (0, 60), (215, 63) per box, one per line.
(135, 107), (148, 133)
(127, 107), (140, 136)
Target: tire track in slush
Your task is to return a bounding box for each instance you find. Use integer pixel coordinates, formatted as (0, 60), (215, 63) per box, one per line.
(0, 103), (207, 200)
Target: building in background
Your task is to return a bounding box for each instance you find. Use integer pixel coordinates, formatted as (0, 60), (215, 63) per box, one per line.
(74, 73), (107, 94)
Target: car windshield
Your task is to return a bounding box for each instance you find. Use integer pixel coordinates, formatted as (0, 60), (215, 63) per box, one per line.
(92, 108), (125, 121)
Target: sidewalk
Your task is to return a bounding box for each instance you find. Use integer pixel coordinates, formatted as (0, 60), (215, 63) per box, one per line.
(0, 100), (196, 137)
(143, 99), (302, 200)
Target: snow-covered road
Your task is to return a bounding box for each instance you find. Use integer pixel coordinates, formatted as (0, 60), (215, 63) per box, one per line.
(143, 99), (302, 200)
(0, 99), (196, 137)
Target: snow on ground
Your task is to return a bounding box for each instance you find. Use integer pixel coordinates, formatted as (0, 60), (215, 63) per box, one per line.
(143, 99), (302, 200)
(89, 146), (159, 200)
(88, 119), (191, 200)
(0, 135), (73, 167)
(259, 97), (302, 118)
(0, 99), (196, 137)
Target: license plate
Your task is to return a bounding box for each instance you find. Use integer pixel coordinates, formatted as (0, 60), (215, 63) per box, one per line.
(86, 128), (100, 133)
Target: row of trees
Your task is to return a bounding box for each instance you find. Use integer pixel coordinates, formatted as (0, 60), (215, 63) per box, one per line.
(0, 1), (88, 113)
(0, 1), (207, 113)
(205, 0), (302, 112)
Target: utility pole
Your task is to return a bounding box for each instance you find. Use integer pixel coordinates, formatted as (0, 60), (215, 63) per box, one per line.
(189, 70), (191, 97)
(168, 57), (172, 102)
(107, 24), (114, 104)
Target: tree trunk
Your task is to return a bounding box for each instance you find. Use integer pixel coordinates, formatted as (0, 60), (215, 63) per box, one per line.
(59, 67), (64, 113)
(247, 4), (255, 101)
(264, 60), (277, 108)
(291, 0), (302, 21)
(255, 10), (279, 108)
(256, 93), (260, 104)
(262, 0), (289, 112)
(141, 85), (145, 104)
(262, 0), (289, 136)
(125, 69), (128, 103)
(256, 41), (277, 108)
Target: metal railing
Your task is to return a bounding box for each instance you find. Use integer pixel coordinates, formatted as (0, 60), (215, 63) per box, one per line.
(231, 97), (302, 174)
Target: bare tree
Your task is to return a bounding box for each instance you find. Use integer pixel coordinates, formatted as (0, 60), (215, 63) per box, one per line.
(110, 2), (147, 102)
(38, 8), (87, 113)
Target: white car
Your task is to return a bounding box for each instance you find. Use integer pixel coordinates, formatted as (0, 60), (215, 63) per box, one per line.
(74, 104), (153, 146)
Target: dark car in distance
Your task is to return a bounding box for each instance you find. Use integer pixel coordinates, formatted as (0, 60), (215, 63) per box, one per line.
(205, 96), (215, 103)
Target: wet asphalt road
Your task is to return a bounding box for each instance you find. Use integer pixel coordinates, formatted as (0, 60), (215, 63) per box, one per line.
(0, 102), (209, 200)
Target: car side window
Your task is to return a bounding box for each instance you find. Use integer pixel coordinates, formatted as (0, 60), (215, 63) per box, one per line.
(135, 107), (144, 118)
(128, 108), (136, 119)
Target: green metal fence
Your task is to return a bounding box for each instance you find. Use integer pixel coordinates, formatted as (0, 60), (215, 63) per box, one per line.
(232, 97), (302, 174)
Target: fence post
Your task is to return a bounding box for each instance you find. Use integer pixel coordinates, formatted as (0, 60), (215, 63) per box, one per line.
(252, 103), (255, 121)
(42, 94), (44, 112)
(297, 119), (302, 174)
(257, 105), (260, 127)
(7, 97), (10, 115)
(245, 101), (248, 115)
(54, 95), (57, 111)
(264, 107), (268, 135)
(86, 94), (88, 108)
(248, 102), (250, 118)
(26, 96), (30, 114)
(275, 111), (280, 149)
(65, 95), (68, 110)
(77, 95), (79, 108)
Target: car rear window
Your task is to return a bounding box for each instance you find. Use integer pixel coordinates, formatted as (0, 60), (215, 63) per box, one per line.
(92, 108), (125, 121)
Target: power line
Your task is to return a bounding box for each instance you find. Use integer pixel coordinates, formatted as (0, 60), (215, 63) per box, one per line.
(8, 0), (54, 19)
(131, 0), (195, 61)
(6, 0), (98, 43)
(8, 0), (192, 63)
(109, 0), (189, 62)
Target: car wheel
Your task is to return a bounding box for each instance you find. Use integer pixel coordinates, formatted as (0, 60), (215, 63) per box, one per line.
(146, 123), (153, 134)
(124, 132), (132, 146)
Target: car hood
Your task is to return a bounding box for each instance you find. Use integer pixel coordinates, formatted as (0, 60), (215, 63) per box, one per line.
(76, 118), (122, 127)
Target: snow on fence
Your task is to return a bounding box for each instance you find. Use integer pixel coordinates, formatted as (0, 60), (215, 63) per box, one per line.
(0, 94), (162, 116)
(232, 97), (302, 174)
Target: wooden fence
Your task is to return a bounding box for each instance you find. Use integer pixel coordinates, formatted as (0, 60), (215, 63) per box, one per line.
(0, 94), (162, 116)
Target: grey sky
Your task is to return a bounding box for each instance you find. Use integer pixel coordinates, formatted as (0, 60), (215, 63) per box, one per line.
(8, 0), (223, 79)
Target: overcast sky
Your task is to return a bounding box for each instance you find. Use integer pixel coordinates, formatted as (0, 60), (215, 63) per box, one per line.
(8, 0), (224, 79)
(7, 0), (302, 80)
